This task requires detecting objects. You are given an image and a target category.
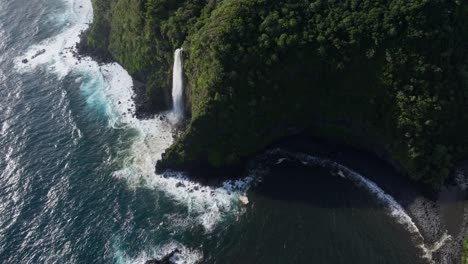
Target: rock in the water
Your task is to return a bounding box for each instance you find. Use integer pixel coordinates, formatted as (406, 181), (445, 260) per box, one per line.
(22, 59), (28, 64)
(144, 249), (181, 264)
(175, 182), (185, 188)
(31, 49), (46, 59)
(239, 195), (249, 205)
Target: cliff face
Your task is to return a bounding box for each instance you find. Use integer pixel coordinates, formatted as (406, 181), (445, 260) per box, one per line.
(87, 0), (468, 187)
(84, 0), (209, 112)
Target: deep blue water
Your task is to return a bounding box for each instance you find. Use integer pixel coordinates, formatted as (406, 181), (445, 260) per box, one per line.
(0, 0), (425, 263)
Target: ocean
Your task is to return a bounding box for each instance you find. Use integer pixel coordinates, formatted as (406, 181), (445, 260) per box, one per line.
(0, 0), (429, 263)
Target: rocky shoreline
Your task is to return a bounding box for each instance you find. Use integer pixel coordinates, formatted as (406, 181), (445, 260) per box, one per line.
(160, 135), (467, 263)
(265, 137), (467, 264)
(75, 29), (466, 264)
(76, 29), (159, 120)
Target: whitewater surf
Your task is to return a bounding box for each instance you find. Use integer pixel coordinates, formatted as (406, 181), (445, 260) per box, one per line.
(12, 0), (254, 262)
(1, 0), (459, 263)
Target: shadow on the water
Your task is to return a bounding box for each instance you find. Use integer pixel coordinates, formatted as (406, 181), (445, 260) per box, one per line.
(271, 137), (429, 204)
(273, 137), (466, 234)
(200, 140), (430, 264)
(161, 136), (466, 264)
(238, 137), (467, 264)
(251, 158), (383, 209)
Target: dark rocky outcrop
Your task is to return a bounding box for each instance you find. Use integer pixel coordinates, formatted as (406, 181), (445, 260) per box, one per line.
(31, 49), (46, 59)
(144, 249), (181, 264)
(76, 28), (171, 118)
(76, 28), (113, 64)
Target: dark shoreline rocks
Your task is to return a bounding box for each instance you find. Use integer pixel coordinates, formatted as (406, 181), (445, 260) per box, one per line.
(144, 249), (181, 264)
(31, 49), (46, 59)
(156, 156), (248, 187)
(75, 29), (113, 65)
(131, 78), (156, 119)
(160, 135), (466, 264)
(21, 48), (47, 64)
(75, 29), (159, 119)
(263, 137), (467, 264)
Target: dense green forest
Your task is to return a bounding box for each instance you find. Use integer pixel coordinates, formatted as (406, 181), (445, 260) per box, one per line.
(85, 0), (468, 188)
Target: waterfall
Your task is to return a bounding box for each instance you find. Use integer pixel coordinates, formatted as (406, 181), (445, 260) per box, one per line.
(172, 48), (184, 121)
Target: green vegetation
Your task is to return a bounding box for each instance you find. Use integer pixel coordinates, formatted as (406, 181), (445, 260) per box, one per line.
(464, 238), (468, 264)
(86, 0), (208, 109)
(87, 0), (468, 187)
(462, 239), (468, 264)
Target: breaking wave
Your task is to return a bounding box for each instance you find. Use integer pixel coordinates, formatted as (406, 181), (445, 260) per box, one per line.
(267, 148), (450, 263)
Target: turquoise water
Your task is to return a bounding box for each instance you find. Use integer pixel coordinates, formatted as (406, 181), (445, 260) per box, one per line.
(0, 0), (424, 263)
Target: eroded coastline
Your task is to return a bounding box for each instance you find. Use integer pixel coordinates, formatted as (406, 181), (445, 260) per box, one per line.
(75, 19), (467, 264)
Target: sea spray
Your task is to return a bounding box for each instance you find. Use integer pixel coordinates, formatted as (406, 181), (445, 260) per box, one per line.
(268, 148), (451, 264)
(14, 0), (94, 78)
(14, 0), (255, 261)
(171, 48), (184, 122)
(113, 240), (203, 264)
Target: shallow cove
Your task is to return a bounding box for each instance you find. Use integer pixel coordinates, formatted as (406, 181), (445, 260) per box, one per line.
(202, 160), (424, 264)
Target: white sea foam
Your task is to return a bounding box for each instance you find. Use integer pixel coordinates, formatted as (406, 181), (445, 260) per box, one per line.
(12, 0), (458, 261)
(114, 241), (203, 264)
(0, 28), (6, 54)
(14, 0), (94, 78)
(269, 149), (450, 263)
(16, 0), (255, 234)
(96, 76), (254, 231)
(117, 168), (254, 232)
(1, 146), (17, 179)
(12, 0), (453, 261)
(1, 119), (9, 136)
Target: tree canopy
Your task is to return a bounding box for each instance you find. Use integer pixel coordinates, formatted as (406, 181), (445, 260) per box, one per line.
(88, 0), (468, 187)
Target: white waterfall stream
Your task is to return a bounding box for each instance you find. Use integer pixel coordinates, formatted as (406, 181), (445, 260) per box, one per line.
(172, 48), (184, 122)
